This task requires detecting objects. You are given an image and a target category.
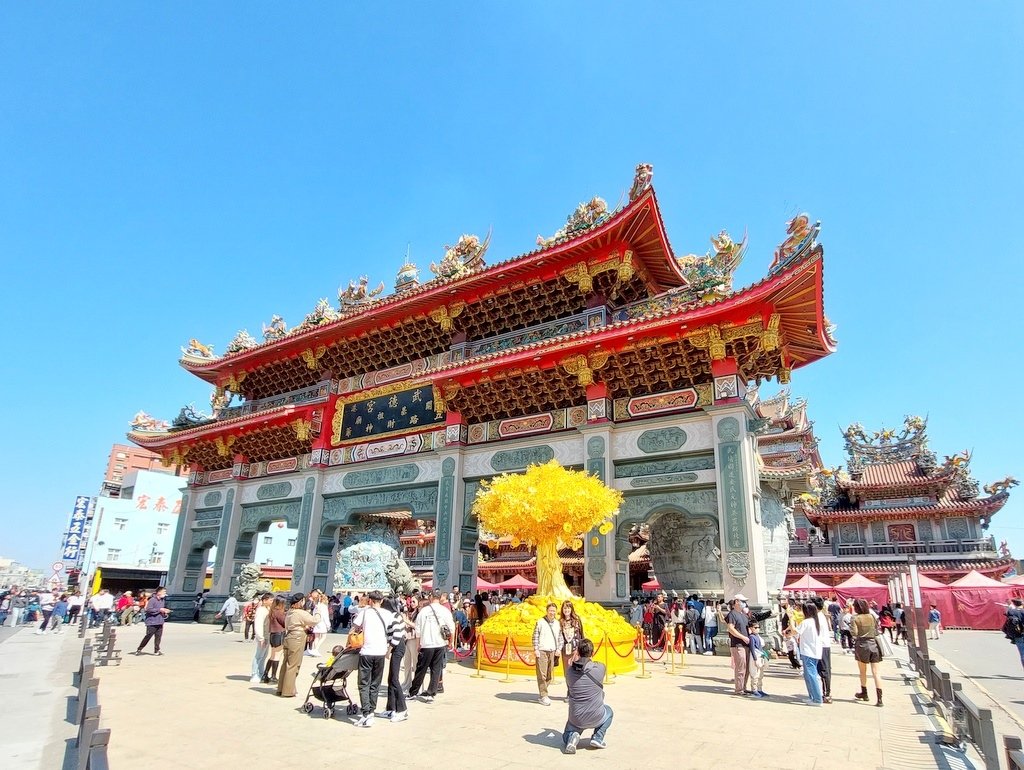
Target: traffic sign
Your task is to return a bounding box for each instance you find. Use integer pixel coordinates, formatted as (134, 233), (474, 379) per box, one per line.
(52, 561), (65, 572)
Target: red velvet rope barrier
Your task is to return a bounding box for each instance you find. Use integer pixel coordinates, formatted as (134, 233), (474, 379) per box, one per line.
(479, 635), (509, 665)
(451, 635), (477, 660)
(604, 634), (638, 659)
(644, 631), (668, 661)
(508, 636), (536, 666)
(592, 636), (604, 654)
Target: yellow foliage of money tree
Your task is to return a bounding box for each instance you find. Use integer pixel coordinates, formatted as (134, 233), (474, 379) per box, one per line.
(472, 459), (623, 599)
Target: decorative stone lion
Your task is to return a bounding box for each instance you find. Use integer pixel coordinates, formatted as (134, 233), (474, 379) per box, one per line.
(384, 554), (420, 596)
(234, 563), (272, 601)
(181, 338), (216, 359)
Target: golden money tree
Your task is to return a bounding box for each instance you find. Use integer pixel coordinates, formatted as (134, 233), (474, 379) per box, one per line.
(472, 459), (622, 599)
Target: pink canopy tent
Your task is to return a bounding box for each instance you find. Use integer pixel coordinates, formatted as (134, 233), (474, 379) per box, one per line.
(945, 570), (1012, 630)
(783, 574), (832, 593)
(916, 574), (949, 589)
(421, 580), (433, 590)
(832, 573), (888, 607)
(474, 578), (500, 592)
(498, 574), (538, 591)
(1002, 575), (1024, 585)
(642, 578), (661, 591)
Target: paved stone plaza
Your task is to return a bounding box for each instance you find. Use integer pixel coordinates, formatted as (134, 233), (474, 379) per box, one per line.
(2, 623), (991, 770)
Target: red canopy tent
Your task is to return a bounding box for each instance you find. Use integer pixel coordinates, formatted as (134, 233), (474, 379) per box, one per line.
(832, 573), (888, 607)
(1003, 575), (1024, 600)
(474, 578), (500, 592)
(946, 570), (1012, 630)
(421, 580), (433, 590)
(641, 577), (661, 591)
(783, 574), (832, 593)
(498, 574), (538, 591)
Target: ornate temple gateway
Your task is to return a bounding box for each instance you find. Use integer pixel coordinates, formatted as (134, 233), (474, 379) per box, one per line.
(790, 417), (1017, 584)
(129, 165), (835, 615)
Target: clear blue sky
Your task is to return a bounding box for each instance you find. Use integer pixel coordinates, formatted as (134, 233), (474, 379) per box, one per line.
(1, 5), (1021, 570)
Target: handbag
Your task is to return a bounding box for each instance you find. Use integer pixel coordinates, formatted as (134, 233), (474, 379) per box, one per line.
(347, 628), (364, 650)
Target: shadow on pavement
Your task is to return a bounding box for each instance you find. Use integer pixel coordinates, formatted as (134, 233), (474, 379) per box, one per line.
(522, 729), (564, 749)
(496, 692), (546, 703)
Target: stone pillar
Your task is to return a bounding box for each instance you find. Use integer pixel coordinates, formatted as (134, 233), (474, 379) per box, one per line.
(210, 486), (240, 597)
(166, 488), (193, 594)
(709, 404), (769, 605)
(291, 475), (323, 591)
(434, 450), (467, 595)
(580, 427), (624, 604)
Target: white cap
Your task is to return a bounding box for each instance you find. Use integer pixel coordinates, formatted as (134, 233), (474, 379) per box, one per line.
(733, 593), (749, 602)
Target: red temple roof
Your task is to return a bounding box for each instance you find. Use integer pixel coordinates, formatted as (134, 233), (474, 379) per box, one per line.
(842, 459), (955, 491)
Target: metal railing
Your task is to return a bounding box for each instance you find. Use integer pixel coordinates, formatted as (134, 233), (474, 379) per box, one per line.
(75, 642), (111, 770)
(790, 537), (997, 560)
(907, 641), (1003, 769)
(836, 537), (996, 557)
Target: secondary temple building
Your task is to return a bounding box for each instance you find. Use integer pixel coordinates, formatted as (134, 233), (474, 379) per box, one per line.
(789, 417), (1017, 584)
(128, 165), (836, 615)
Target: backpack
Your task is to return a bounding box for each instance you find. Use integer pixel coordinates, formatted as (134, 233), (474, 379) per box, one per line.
(1002, 613), (1024, 641)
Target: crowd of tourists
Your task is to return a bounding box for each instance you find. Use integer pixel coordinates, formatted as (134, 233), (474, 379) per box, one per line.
(628, 592), (722, 654)
(232, 587), (457, 729)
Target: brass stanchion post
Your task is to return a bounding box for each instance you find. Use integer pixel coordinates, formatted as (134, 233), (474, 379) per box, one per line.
(666, 623), (679, 675)
(500, 633), (514, 683)
(602, 633), (615, 684)
(470, 632), (485, 678)
(635, 629), (651, 679)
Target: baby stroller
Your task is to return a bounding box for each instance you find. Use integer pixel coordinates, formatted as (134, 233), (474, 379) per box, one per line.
(303, 649), (360, 719)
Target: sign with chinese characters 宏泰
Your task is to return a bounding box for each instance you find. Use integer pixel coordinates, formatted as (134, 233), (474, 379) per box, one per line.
(337, 385), (444, 444)
(61, 495), (90, 562)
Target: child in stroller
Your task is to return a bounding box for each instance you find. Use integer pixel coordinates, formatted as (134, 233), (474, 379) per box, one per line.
(303, 645), (360, 718)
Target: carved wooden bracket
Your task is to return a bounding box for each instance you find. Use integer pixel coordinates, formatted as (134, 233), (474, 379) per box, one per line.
(428, 301), (466, 333)
(559, 350), (612, 387)
(300, 345), (327, 371)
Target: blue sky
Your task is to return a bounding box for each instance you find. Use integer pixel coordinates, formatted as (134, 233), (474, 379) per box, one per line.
(1, 5), (1021, 570)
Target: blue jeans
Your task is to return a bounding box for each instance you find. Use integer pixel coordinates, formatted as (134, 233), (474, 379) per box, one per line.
(801, 655), (822, 703)
(251, 641), (269, 680)
(705, 626), (717, 649)
(1014, 638), (1024, 670)
(563, 705), (613, 746)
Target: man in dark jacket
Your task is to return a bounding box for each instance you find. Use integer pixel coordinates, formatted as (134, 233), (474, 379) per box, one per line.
(134, 587), (171, 655)
(562, 638), (613, 754)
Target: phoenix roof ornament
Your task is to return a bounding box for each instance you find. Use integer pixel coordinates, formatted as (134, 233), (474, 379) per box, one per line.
(338, 276), (386, 309)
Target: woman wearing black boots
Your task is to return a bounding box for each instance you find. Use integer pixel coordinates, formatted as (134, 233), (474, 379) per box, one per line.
(851, 598), (884, 706)
(262, 596), (287, 684)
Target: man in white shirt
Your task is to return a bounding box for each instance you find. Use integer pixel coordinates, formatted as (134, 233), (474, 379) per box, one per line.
(250, 593), (273, 683)
(409, 590), (455, 703)
(89, 589), (114, 627)
(533, 602), (560, 705)
(351, 590), (400, 727)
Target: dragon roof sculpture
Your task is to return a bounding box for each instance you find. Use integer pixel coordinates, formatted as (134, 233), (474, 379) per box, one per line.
(536, 197), (611, 249)
(338, 276), (386, 309)
(770, 213), (820, 274)
(429, 231), (490, 279)
(675, 229), (748, 300)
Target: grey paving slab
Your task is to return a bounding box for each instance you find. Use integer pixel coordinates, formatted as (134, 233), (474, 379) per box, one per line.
(77, 624), (972, 769)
